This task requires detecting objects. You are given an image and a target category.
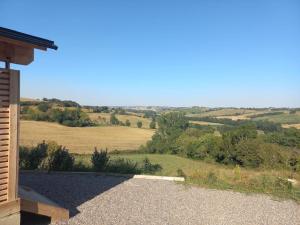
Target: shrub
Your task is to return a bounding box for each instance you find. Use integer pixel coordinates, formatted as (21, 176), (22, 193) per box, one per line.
(235, 139), (263, 168)
(25, 141), (48, 169)
(141, 157), (162, 174)
(110, 113), (119, 125)
(107, 158), (140, 174)
(91, 148), (110, 171)
(125, 119), (131, 126)
(149, 120), (156, 129)
(177, 169), (186, 178)
(46, 148), (74, 171)
(137, 121), (142, 128)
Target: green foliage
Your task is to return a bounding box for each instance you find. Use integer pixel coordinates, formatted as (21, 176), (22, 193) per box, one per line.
(110, 113), (119, 125)
(264, 128), (300, 148)
(234, 139), (263, 168)
(125, 119), (131, 126)
(146, 112), (189, 153)
(91, 148), (110, 171)
(43, 146), (74, 171)
(37, 102), (50, 112)
(107, 158), (140, 174)
(23, 107), (94, 127)
(149, 119), (156, 129)
(137, 121), (143, 128)
(19, 141), (74, 171)
(141, 157), (162, 174)
(19, 142), (48, 169)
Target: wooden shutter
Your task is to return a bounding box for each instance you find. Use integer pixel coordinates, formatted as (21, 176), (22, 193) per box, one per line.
(0, 69), (19, 204)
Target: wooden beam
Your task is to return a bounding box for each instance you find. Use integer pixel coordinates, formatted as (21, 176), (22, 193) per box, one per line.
(0, 199), (20, 218)
(0, 41), (34, 65)
(0, 36), (46, 51)
(19, 186), (69, 223)
(8, 70), (19, 202)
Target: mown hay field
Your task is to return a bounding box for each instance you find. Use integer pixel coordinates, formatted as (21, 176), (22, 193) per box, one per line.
(20, 121), (154, 153)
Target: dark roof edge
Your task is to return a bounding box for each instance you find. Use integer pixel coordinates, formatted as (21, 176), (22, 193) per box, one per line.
(0, 27), (58, 50)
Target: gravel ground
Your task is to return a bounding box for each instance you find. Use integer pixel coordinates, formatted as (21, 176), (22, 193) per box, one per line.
(20, 173), (300, 225)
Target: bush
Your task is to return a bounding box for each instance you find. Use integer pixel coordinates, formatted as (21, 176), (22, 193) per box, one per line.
(234, 139), (263, 168)
(21, 142), (48, 169)
(110, 113), (119, 125)
(149, 120), (156, 129)
(137, 121), (142, 128)
(19, 141), (75, 171)
(46, 148), (74, 171)
(141, 157), (162, 174)
(91, 148), (110, 171)
(125, 119), (131, 126)
(107, 158), (140, 174)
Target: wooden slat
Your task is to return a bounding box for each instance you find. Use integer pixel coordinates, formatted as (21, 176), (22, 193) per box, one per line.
(0, 194), (7, 202)
(0, 112), (9, 118)
(0, 80), (9, 85)
(0, 96), (9, 101)
(0, 167), (8, 174)
(0, 146), (8, 151)
(0, 102), (9, 107)
(0, 172), (8, 179)
(0, 135), (9, 141)
(0, 129), (9, 134)
(0, 72), (9, 78)
(0, 189), (7, 196)
(0, 140), (10, 145)
(0, 124), (9, 129)
(0, 90), (9, 95)
(0, 85), (9, 90)
(0, 107), (9, 112)
(0, 151), (8, 157)
(0, 183), (7, 191)
(0, 156), (8, 163)
(0, 118), (9, 123)
(0, 162), (8, 168)
(0, 178), (7, 185)
(0, 199), (20, 217)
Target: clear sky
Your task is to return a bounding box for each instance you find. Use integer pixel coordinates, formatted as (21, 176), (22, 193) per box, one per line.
(1, 0), (299, 107)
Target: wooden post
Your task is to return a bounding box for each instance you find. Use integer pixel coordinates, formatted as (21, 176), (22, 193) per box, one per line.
(0, 68), (20, 225)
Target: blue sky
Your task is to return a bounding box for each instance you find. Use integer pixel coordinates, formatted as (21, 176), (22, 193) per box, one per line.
(1, 0), (299, 107)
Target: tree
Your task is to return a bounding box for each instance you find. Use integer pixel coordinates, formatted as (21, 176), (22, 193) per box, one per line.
(146, 112), (189, 153)
(37, 102), (50, 112)
(110, 113), (119, 125)
(149, 119), (156, 129)
(137, 121), (143, 128)
(125, 119), (131, 126)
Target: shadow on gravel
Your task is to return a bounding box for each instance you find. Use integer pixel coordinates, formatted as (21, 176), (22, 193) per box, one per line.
(19, 172), (132, 223)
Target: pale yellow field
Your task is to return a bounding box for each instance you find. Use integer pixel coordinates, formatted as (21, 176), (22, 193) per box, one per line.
(190, 121), (223, 126)
(282, 124), (300, 129)
(88, 113), (153, 129)
(20, 121), (154, 153)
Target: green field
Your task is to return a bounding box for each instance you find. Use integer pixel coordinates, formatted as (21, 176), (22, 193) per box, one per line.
(253, 112), (300, 124)
(75, 153), (300, 202)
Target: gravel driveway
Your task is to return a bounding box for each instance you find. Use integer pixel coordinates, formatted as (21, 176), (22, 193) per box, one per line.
(20, 173), (300, 225)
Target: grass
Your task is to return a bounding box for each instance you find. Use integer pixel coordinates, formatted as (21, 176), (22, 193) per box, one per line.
(253, 112), (300, 124)
(190, 121), (223, 126)
(74, 153), (300, 202)
(282, 124), (300, 129)
(20, 120), (154, 153)
(88, 112), (153, 129)
(186, 108), (257, 118)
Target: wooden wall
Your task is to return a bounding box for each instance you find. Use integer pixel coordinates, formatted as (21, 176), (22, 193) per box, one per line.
(0, 69), (20, 205)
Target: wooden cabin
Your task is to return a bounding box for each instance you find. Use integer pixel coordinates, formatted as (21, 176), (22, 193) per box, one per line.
(0, 27), (60, 225)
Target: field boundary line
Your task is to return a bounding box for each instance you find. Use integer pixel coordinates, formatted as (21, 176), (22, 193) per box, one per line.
(20, 170), (185, 182)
